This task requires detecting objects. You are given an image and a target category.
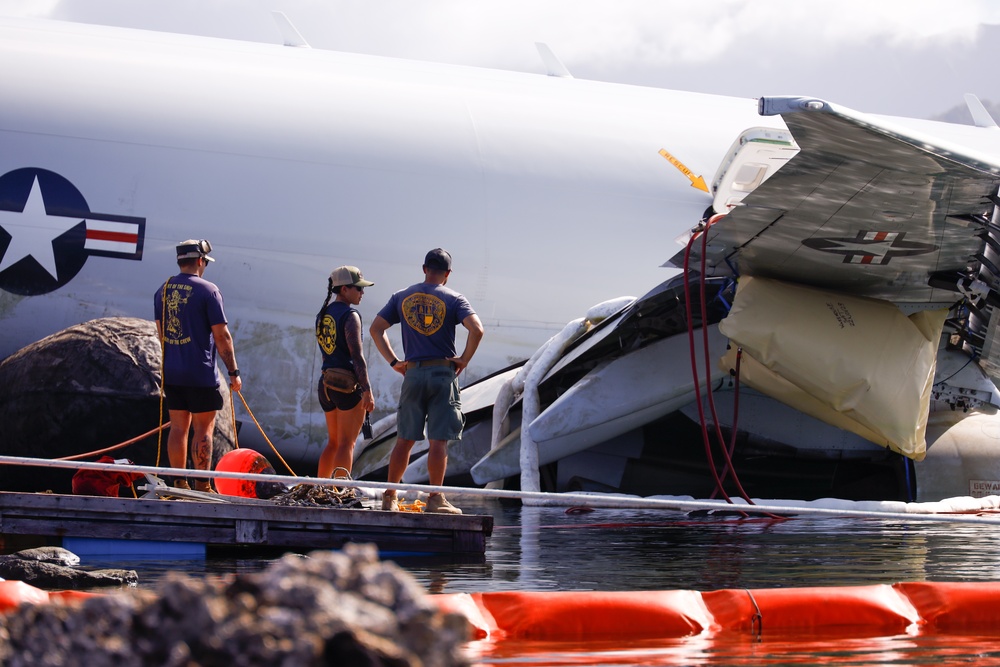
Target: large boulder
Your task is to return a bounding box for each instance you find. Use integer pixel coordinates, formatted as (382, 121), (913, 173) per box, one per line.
(0, 317), (236, 493)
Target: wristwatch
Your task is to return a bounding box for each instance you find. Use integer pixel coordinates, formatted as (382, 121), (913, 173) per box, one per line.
(390, 359), (399, 367)
(228, 369), (240, 377)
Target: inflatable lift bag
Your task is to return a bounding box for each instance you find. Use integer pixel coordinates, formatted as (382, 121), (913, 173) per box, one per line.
(718, 276), (947, 460)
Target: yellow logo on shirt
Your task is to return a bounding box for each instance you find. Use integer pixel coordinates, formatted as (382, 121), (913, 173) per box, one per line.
(163, 284), (192, 345)
(317, 313), (337, 354)
(402, 293), (446, 336)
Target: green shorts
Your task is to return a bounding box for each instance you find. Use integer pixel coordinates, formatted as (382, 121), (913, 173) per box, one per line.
(397, 365), (464, 441)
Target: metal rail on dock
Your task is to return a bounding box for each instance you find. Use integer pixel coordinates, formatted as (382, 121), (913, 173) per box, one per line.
(0, 456), (493, 556)
(1, 455), (1000, 531)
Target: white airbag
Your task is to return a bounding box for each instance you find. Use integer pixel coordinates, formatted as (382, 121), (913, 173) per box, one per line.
(718, 276), (947, 460)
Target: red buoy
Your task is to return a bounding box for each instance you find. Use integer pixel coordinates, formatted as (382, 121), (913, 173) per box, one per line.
(215, 449), (276, 498)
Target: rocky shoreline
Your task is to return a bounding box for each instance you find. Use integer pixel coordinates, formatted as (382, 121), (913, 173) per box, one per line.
(0, 543), (470, 666)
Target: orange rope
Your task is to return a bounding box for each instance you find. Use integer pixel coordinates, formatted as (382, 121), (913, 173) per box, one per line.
(57, 423), (169, 461)
(156, 278), (170, 467)
(230, 385), (239, 449)
(235, 390), (298, 476)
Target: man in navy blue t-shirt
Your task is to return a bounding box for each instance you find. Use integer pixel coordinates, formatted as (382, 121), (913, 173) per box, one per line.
(370, 248), (484, 514)
(154, 239), (241, 492)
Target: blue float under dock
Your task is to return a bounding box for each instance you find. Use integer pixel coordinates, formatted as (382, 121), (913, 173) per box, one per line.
(0, 491), (492, 557)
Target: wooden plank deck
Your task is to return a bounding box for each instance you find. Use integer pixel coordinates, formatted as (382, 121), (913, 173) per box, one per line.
(0, 491), (493, 556)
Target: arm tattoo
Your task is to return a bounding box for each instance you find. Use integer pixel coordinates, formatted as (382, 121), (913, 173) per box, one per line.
(344, 314), (371, 392)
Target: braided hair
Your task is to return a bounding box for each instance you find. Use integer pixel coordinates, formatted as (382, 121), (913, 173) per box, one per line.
(315, 278), (335, 337)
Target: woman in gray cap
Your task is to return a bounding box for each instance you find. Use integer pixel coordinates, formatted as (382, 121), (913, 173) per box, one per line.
(315, 265), (376, 479)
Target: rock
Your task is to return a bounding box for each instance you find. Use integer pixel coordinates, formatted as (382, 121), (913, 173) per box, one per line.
(0, 543), (471, 666)
(8, 547), (80, 567)
(0, 557), (137, 589)
(0, 317), (237, 493)
(0, 547), (136, 590)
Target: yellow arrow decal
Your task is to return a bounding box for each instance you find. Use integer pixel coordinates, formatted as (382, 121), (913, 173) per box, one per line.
(658, 148), (709, 193)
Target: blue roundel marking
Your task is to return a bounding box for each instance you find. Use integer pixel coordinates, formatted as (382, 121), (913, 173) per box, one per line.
(0, 168), (90, 295)
(0, 167), (145, 297)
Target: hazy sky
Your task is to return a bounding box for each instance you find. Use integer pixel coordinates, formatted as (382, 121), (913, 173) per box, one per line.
(1, 0), (998, 120)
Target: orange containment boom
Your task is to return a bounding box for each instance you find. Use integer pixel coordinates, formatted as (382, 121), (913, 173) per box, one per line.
(433, 582), (1000, 641)
(0, 581), (98, 614)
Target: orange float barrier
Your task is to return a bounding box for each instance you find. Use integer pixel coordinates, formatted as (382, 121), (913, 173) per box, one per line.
(703, 584), (919, 636)
(433, 592), (498, 640)
(450, 590), (716, 641)
(434, 581), (1000, 642)
(894, 581), (1000, 630)
(0, 582), (102, 614)
(47, 590), (101, 606)
(0, 581), (50, 612)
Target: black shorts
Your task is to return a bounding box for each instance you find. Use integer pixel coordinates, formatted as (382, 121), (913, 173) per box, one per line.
(318, 377), (363, 412)
(164, 385), (224, 413)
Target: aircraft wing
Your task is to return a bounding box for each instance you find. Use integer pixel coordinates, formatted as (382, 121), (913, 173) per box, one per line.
(678, 96), (1000, 304)
(674, 96), (1000, 378)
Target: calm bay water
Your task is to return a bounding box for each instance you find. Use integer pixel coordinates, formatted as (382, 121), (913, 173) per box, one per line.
(81, 496), (1000, 666)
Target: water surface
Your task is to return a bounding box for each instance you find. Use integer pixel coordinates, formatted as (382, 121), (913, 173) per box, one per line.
(77, 496), (1000, 665)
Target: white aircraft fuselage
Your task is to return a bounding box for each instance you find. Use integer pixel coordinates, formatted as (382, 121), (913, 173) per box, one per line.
(0, 17), (780, 462)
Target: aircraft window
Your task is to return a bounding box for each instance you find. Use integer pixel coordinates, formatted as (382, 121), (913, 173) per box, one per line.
(732, 163), (768, 192)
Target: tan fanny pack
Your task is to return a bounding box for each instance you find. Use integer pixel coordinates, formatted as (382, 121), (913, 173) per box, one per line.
(322, 367), (359, 393)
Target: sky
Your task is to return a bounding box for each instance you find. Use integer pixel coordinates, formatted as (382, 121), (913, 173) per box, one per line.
(0, 0), (998, 121)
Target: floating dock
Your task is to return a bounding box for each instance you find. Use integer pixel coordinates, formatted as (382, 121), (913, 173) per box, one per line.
(0, 490), (493, 557)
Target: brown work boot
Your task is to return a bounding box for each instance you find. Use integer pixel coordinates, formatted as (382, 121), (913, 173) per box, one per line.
(173, 478), (191, 490)
(381, 490), (399, 512)
(194, 480), (218, 494)
(426, 493), (462, 515)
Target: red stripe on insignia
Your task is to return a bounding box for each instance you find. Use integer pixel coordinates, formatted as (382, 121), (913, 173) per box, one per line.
(86, 230), (138, 243)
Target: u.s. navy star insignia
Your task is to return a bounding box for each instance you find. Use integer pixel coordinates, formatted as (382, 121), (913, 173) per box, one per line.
(0, 167), (146, 296)
(802, 231), (936, 265)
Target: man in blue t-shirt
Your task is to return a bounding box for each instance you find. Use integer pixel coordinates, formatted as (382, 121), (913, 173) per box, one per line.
(154, 239), (242, 493)
(370, 248), (484, 514)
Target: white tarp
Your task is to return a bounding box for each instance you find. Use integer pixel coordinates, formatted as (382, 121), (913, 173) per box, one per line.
(718, 276), (947, 460)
